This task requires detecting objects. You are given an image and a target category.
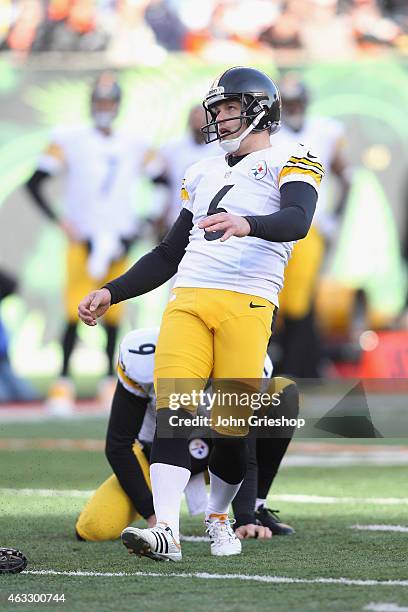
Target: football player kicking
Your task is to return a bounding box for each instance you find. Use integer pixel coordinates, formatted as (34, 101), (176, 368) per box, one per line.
(78, 66), (323, 561)
(75, 328), (297, 544)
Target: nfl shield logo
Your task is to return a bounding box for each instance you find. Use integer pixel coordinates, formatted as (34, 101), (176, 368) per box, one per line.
(249, 160), (267, 180)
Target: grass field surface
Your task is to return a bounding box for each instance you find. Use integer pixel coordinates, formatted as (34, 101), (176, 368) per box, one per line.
(0, 415), (408, 611)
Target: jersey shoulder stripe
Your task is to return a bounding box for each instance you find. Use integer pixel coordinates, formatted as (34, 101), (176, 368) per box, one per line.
(117, 363), (149, 398)
(180, 178), (190, 201)
(279, 165), (323, 186)
(287, 155), (324, 173)
(277, 144), (324, 190)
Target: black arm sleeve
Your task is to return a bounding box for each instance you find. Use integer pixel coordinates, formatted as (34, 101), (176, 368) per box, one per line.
(232, 435), (257, 527)
(25, 169), (58, 222)
(104, 208), (193, 304)
(105, 381), (154, 519)
(244, 181), (317, 242)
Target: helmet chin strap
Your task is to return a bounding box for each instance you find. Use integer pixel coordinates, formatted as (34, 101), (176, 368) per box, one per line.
(218, 110), (266, 154)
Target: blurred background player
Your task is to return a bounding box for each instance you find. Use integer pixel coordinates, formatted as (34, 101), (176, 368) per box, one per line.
(0, 269), (38, 403)
(76, 327), (296, 543)
(152, 104), (218, 238)
(272, 73), (351, 378)
(24, 72), (152, 411)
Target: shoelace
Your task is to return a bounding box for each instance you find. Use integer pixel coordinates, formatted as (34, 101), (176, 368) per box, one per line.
(259, 507), (281, 522)
(206, 518), (237, 543)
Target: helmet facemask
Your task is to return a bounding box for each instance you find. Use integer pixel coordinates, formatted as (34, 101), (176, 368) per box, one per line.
(91, 73), (121, 131)
(202, 93), (270, 145)
(279, 75), (308, 133)
(91, 101), (119, 130)
(201, 67), (281, 153)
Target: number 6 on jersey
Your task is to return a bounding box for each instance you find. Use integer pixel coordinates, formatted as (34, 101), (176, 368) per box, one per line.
(204, 184), (234, 241)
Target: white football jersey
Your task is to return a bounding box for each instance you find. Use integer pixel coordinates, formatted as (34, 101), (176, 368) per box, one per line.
(37, 125), (149, 241)
(174, 143), (323, 306)
(116, 327), (274, 443)
(272, 117), (344, 235)
(117, 327), (159, 443)
(159, 135), (219, 225)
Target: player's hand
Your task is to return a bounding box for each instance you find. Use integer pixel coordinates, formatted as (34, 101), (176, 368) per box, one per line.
(78, 288), (112, 326)
(235, 524), (272, 540)
(198, 213), (251, 242)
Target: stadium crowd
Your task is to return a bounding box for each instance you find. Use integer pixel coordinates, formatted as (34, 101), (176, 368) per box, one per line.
(1, 0), (408, 59)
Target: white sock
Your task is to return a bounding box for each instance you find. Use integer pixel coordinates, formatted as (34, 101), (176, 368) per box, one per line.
(255, 497), (266, 511)
(205, 470), (242, 519)
(150, 463), (190, 542)
(184, 472), (208, 516)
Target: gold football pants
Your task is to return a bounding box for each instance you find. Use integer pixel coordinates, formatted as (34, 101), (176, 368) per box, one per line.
(75, 442), (150, 541)
(278, 226), (325, 319)
(154, 287), (275, 435)
(66, 242), (127, 324)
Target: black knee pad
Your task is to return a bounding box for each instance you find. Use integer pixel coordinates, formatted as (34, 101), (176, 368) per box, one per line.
(209, 436), (248, 484)
(151, 408), (194, 469)
(155, 407), (195, 439)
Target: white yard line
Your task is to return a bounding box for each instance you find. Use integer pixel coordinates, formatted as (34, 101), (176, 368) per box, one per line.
(3, 488), (408, 505)
(0, 403), (106, 422)
(0, 487), (93, 498)
(273, 495), (408, 505)
(180, 535), (209, 542)
(22, 569), (408, 587)
(352, 525), (408, 533)
(283, 454), (408, 467)
(364, 604), (408, 611)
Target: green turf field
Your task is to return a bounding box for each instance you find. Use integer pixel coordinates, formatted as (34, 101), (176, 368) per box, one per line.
(0, 417), (408, 611)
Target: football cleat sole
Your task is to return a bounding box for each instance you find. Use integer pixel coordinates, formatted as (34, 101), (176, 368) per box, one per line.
(122, 529), (164, 561)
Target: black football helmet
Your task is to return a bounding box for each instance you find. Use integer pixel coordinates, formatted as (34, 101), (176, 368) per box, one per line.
(91, 72), (121, 104)
(279, 73), (308, 132)
(201, 66), (281, 147)
(91, 72), (121, 129)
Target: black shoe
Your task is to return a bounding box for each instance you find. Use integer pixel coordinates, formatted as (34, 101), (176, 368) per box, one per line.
(255, 506), (295, 536)
(0, 548), (28, 574)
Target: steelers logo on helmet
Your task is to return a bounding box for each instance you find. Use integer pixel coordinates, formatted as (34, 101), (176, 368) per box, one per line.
(201, 66), (281, 153)
(189, 438), (209, 460)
